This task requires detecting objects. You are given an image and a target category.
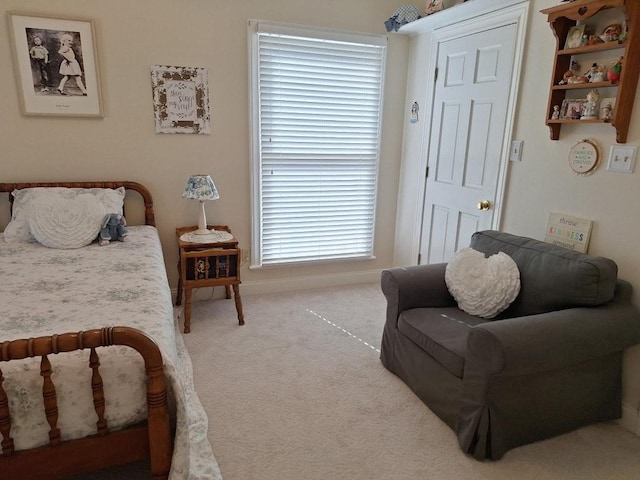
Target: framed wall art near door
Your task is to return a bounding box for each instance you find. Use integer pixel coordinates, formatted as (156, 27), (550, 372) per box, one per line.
(8, 12), (103, 117)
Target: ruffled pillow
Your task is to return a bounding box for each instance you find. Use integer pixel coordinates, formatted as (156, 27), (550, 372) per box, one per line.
(28, 194), (106, 249)
(4, 187), (124, 243)
(445, 247), (520, 318)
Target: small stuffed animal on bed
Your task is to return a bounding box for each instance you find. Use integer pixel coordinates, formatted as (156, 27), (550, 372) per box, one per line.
(99, 213), (129, 245)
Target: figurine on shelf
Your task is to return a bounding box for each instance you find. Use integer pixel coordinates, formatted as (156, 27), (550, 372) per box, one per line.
(560, 68), (589, 85)
(581, 89), (601, 120)
(551, 105), (560, 120)
(570, 59), (580, 72)
(587, 63), (606, 83)
(608, 56), (623, 83)
(559, 70), (574, 85)
(585, 63), (598, 81)
(600, 24), (622, 43)
(618, 22), (628, 42)
(569, 73), (589, 84)
(601, 101), (613, 122)
(587, 34), (602, 46)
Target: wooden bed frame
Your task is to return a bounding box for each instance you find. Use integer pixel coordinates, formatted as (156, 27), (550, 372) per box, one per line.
(0, 181), (156, 227)
(0, 182), (172, 479)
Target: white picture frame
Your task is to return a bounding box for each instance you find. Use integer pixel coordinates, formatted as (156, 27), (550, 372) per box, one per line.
(8, 12), (103, 117)
(150, 65), (211, 134)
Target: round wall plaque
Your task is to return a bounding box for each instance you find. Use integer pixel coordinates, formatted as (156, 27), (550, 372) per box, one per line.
(568, 139), (600, 175)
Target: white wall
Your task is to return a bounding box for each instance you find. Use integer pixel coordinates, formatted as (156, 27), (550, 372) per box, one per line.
(0, 0), (413, 294)
(395, 0), (640, 430)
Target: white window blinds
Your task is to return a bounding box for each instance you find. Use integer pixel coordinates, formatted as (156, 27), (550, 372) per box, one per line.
(250, 21), (387, 266)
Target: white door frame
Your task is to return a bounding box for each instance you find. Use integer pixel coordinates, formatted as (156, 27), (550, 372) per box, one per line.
(400, 1), (529, 264)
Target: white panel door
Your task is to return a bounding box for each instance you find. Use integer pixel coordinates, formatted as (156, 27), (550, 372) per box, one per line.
(419, 23), (517, 264)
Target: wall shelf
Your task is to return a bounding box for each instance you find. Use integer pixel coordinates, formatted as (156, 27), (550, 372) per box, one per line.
(541, 0), (639, 143)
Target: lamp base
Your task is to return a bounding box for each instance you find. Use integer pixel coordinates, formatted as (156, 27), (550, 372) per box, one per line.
(195, 201), (210, 235)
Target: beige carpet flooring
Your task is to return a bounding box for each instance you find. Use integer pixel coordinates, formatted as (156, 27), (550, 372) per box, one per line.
(78, 282), (640, 479)
(181, 283), (640, 480)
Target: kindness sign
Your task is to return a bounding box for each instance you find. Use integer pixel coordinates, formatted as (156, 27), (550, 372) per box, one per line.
(545, 213), (593, 253)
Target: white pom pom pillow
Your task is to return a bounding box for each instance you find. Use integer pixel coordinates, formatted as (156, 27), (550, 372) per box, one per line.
(28, 194), (106, 249)
(4, 186), (124, 244)
(445, 248), (521, 319)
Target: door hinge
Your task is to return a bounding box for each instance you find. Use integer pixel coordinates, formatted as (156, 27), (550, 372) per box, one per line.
(434, 67), (438, 82)
(426, 166), (429, 178)
(417, 253), (422, 264)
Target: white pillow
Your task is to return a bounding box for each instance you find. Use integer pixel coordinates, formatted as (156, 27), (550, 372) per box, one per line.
(28, 194), (106, 249)
(445, 247), (521, 319)
(3, 187), (125, 243)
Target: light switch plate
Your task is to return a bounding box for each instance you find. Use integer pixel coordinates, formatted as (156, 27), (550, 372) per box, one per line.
(510, 140), (523, 162)
(607, 145), (637, 173)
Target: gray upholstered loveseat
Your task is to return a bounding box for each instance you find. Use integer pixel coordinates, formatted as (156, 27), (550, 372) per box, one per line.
(380, 230), (640, 460)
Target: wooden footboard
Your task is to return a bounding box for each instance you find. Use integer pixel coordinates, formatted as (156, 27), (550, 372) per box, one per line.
(0, 327), (172, 479)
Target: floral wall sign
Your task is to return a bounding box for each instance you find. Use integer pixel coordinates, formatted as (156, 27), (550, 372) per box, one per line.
(150, 65), (211, 134)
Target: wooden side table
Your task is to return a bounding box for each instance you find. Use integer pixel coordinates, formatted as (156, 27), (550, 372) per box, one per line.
(175, 225), (244, 333)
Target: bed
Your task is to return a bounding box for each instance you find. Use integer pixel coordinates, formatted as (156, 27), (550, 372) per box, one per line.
(0, 181), (222, 479)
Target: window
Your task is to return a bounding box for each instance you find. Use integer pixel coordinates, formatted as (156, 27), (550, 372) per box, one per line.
(249, 21), (387, 266)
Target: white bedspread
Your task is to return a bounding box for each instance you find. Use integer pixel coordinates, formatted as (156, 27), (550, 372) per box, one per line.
(0, 226), (222, 479)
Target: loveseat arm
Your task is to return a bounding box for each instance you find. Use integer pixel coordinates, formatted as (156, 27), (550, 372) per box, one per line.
(381, 264), (457, 325)
(466, 280), (640, 376)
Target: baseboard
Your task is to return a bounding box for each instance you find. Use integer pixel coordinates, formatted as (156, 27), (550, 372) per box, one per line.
(241, 269), (382, 295)
(171, 269), (383, 299)
(619, 402), (640, 435)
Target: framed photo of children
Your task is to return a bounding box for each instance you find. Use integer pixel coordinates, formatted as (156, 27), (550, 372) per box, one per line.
(8, 12), (103, 117)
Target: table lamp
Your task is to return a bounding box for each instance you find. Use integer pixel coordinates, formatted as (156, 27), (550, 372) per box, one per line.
(182, 174), (219, 235)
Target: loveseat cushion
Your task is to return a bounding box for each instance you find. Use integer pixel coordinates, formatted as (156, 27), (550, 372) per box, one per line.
(398, 307), (486, 378)
(470, 231), (618, 318)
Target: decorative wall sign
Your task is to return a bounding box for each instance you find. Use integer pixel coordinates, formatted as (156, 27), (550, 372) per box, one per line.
(150, 65), (211, 134)
(568, 138), (600, 175)
(545, 212), (593, 253)
(8, 12), (103, 117)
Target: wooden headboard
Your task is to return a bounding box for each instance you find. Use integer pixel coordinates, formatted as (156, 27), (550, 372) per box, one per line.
(0, 181), (155, 227)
